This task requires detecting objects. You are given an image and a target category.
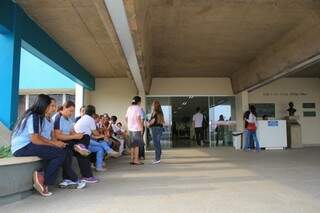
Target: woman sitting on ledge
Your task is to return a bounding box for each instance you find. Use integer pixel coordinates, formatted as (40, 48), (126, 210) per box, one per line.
(11, 94), (70, 197)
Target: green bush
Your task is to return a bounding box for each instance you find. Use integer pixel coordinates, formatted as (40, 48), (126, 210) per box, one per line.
(0, 145), (11, 158)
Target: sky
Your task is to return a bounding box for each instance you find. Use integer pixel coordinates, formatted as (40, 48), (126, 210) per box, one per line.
(19, 48), (75, 89)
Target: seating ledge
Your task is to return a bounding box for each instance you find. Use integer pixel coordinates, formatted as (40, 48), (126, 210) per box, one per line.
(0, 156), (41, 166)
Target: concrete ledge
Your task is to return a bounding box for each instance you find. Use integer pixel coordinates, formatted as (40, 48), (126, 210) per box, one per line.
(0, 157), (42, 206)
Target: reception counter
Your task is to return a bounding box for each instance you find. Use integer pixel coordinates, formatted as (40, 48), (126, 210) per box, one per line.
(256, 120), (287, 149)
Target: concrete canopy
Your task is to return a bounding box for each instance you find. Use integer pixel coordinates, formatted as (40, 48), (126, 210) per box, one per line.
(124, 0), (320, 93)
(17, 0), (320, 94)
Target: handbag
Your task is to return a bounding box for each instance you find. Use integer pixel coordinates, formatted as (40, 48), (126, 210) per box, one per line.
(247, 122), (257, 132)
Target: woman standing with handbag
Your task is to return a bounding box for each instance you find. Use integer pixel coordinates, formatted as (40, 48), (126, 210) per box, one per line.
(146, 100), (165, 164)
(244, 105), (261, 152)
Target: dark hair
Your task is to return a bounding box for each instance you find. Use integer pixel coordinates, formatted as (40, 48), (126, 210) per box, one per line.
(63, 100), (75, 109)
(249, 105), (257, 116)
(117, 122), (122, 126)
(131, 96), (141, 105)
(80, 105), (86, 112)
(85, 105), (96, 116)
(92, 113), (99, 119)
(196, 107), (200, 112)
(111, 115), (117, 122)
(57, 105), (63, 112)
(13, 94), (51, 135)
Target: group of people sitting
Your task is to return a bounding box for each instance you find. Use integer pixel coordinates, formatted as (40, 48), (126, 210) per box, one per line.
(10, 94), (131, 197)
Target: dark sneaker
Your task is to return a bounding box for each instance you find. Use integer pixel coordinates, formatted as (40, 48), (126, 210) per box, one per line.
(81, 176), (99, 183)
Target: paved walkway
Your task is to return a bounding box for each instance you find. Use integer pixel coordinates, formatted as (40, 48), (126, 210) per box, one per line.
(2, 147), (320, 213)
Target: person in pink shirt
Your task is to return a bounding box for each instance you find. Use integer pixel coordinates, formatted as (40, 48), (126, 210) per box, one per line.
(125, 96), (144, 165)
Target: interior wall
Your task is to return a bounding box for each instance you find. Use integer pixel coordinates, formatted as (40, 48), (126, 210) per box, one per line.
(248, 78), (320, 145)
(87, 78), (137, 125)
(149, 78), (233, 96)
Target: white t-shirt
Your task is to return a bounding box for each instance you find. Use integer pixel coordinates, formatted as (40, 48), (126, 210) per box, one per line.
(74, 114), (96, 135)
(193, 112), (204, 128)
(126, 105), (143, 132)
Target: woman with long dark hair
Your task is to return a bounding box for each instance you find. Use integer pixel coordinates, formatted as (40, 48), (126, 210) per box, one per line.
(244, 105), (261, 152)
(146, 100), (165, 164)
(11, 94), (67, 196)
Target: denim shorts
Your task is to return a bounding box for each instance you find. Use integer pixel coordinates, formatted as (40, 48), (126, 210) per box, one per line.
(128, 131), (143, 148)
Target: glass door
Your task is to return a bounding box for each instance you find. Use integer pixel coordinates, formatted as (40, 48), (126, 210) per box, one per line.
(209, 96), (236, 147)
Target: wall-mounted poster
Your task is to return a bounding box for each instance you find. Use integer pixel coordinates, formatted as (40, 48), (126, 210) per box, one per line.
(249, 103), (275, 118)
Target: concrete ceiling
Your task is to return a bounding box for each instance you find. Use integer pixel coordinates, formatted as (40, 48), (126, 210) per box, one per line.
(16, 0), (320, 94)
(17, 0), (130, 78)
(125, 0), (320, 78)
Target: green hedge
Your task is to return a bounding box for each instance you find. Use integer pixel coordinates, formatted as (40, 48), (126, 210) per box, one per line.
(0, 145), (11, 158)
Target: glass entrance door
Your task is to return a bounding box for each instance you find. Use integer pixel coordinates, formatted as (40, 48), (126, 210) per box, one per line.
(209, 96), (237, 147)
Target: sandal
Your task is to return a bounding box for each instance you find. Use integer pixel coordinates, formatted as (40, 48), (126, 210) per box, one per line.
(132, 162), (144, 165)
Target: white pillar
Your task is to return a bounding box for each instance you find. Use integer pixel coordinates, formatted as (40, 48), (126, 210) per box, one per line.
(235, 91), (249, 131)
(75, 84), (84, 117)
(62, 93), (67, 104)
(25, 94), (30, 110)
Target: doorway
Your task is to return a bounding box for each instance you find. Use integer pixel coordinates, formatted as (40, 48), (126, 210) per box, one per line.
(145, 96), (236, 150)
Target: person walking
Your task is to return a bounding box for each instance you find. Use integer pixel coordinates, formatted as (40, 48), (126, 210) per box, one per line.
(192, 107), (204, 146)
(146, 100), (165, 164)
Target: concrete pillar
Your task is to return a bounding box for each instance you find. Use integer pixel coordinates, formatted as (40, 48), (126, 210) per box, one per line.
(0, 4), (22, 129)
(25, 94), (29, 110)
(75, 83), (84, 117)
(62, 93), (67, 104)
(235, 91), (249, 131)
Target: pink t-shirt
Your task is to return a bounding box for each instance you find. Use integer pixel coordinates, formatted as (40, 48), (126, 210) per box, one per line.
(126, 105), (143, 132)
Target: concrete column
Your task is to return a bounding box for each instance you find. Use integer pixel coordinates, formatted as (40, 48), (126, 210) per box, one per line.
(75, 83), (84, 117)
(235, 91), (249, 131)
(25, 94), (29, 110)
(62, 93), (67, 104)
(0, 4), (22, 129)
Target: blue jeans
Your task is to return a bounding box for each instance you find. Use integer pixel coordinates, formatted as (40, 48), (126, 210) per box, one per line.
(89, 140), (108, 169)
(151, 127), (163, 161)
(243, 129), (249, 150)
(244, 130), (260, 151)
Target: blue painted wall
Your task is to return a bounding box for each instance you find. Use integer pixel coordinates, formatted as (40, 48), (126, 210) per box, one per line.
(19, 48), (75, 89)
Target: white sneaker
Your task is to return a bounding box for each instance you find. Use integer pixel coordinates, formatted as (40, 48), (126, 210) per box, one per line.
(76, 180), (87, 189)
(152, 160), (161, 164)
(59, 179), (84, 189)
(59, 179), (76, 189)
(108, 150), (121, 158)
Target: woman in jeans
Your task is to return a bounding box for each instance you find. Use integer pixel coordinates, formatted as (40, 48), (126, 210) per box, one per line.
(146, 100), (165, 164)
(244, 105), (261, 152)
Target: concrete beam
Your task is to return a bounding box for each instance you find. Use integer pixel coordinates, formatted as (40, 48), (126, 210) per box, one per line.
(231, 15), (320, 93)
(93, 0), (138, 93)
(104, 0), (145, 95)
(123, 0), (152, 94)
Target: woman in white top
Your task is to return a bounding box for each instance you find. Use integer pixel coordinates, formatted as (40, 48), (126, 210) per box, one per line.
(244, 105), (261, 151)
(125, 96), (144, 165)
